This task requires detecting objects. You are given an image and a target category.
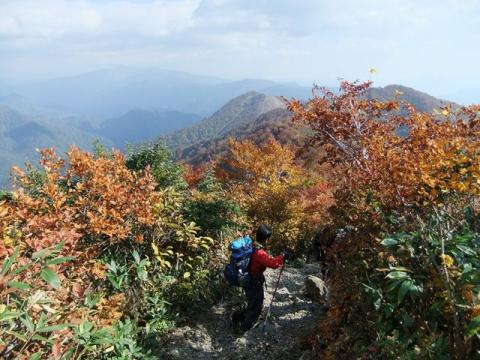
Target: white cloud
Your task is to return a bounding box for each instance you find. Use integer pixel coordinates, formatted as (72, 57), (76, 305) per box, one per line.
(0, 0), (479, 95)
(0, 0), (199, 45)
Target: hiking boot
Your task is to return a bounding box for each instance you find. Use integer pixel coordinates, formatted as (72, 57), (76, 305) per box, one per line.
(232, 323), (246, 337)
(230, 311), (242, 332)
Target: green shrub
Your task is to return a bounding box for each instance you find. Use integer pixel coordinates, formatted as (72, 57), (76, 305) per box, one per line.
(358, 205), (480, 358)
(185, 169), (244, 237)
(125, 142), (186, 189)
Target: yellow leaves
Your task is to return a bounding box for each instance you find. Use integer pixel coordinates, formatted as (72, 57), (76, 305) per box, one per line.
(440, 254), (455, 268)
(457, 182), (467, 192)
(151, 242), (160, 256)
(220, 137), (333, 251)
(151, 243), (170, 268)
(0, 204), (8, 218)
(95, 293), (125, 326)
(86, 261), (107, 280)
(2, 225), (23, 250)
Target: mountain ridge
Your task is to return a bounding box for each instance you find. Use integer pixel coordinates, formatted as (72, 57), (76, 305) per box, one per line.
(163, 91), (286, 151)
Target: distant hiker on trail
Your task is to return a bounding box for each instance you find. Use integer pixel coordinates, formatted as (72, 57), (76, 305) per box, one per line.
(231, 224), (288, 333)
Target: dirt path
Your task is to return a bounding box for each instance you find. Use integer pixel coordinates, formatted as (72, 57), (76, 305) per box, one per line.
(158, 263), (324, 360)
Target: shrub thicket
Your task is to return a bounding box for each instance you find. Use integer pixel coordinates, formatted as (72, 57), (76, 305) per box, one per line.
(0, 145), (225, 358)
(289, 81), (480, 359)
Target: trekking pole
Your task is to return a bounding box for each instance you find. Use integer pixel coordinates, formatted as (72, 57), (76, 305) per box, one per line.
(262, 262), (286, 329)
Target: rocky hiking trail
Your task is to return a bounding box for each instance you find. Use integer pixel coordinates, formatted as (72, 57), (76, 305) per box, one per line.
(159, 263), (327, 360)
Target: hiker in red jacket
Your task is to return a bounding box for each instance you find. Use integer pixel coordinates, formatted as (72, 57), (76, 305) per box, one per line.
(232, 224), (288, 333)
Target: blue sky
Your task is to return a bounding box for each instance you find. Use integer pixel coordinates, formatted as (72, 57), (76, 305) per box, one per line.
(0, 0), (479, 100)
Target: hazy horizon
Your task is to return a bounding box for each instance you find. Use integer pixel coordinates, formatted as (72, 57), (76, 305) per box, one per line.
(1, 0), (479, 103)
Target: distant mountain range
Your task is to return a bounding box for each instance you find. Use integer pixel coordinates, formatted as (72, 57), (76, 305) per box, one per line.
(0, 68), (463, 188)
(7, 68), (312, 118)
(0, 101), (202, 187)
(0, 105), (112, 188)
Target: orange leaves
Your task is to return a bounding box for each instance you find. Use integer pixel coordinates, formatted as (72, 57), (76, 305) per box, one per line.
(2, 146), (159, 261)
(222, 137), (300, 188)
(289, 80), (480, 213)
(64, 146), (158, 242)
(220, 137), (333, 250)
(182, 162), (210, 188)
(95, 293), (125, 326)
(297, 182), (335, 225)
(0, 143), (161, 357)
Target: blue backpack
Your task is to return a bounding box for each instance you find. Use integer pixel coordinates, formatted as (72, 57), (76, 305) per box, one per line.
(224, 236), (255, 288)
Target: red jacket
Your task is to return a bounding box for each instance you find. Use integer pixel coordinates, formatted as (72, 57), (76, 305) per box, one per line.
(250, 247), (284, 277)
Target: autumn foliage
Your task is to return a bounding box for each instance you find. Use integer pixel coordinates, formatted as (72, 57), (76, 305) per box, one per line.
(289, 81), (480, 212)
(0, 146), (216, 359)
(219, 137), (334, 252)
(289, 80), (480, 358)
(1, 147), (158, 259)
(2, 78), (480, 359)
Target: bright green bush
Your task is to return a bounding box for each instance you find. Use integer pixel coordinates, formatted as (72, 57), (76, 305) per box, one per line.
(125, 142), (186, 189)
(184, 169), (244, 237)
(362, 206), (480, 358)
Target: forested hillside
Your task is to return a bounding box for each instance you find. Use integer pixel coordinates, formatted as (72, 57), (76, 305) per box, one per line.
(173, 108), (299, 164)
(0, 106), (112, 188)
(98, 109), (201, 150)
(163, 91), (286, 151)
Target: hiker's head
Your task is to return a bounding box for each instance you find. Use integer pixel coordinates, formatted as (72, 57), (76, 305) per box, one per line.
(256, 224), (272, 245)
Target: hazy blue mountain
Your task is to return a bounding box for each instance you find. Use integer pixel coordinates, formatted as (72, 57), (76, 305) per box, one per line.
(10, 68), (311, 117)
(0, 105), (28, 133)
(98, 109), (201, 149)
(163, 91), (286, 151)
(0, 93), (105, 130)
(0, 94), (41, 114)
(6, 122), (54, 149)
(0, 105), (112, 189)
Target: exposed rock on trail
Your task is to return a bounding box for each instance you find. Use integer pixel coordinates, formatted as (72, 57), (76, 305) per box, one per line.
(159, 263), (325, 360)
(305, 275), (329, 305)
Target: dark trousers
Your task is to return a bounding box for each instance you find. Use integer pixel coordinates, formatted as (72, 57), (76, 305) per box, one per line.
(233, 276), (264, 331)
